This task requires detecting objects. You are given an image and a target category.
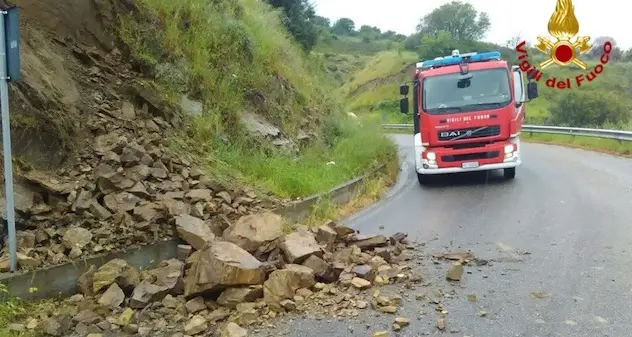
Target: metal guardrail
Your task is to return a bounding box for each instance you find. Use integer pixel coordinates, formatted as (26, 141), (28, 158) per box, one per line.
(381, 124), (632, 142)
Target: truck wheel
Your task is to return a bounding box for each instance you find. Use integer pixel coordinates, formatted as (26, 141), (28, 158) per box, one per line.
(417, 173), (431, 186)
(504, 168), (516, 180)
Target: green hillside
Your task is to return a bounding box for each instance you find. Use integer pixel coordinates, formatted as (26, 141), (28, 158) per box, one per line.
(314, 2), (632, 131)
(114, 0), (399, 198)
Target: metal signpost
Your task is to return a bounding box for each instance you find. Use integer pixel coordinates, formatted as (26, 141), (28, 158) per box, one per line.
(0, 6), (20, 272)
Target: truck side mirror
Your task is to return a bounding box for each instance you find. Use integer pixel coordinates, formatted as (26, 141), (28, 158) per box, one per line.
(527, 81), (538, 99)
(400, 97), (409, 114)
(400, 84), (409, 96)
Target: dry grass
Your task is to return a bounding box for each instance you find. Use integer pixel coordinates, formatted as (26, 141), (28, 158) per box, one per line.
(301, 159), (399, 228)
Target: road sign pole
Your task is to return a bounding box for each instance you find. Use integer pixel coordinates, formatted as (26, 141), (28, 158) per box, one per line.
(0, 11), (17, 272)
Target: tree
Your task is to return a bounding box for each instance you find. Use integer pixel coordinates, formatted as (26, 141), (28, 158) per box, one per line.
(549, 89), (630, 127)
(416, 1), (490, 41)
(418, 31), (455, 60)
(504, 34), (523, 49)
(403, 32), (422, 51)
(393, 34), (407, 42)
(358, 25), (381, 41)
(621, 48), (632, 62)
(331, 18), (355, 35)
(312, 15), (330, 28)
(381, 30), (397, 40)
(265, 0), (319, 51)
(586, 36), (621, 60)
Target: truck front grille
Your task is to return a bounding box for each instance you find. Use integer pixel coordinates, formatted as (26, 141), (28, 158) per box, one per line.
(438, 125), (501, 141)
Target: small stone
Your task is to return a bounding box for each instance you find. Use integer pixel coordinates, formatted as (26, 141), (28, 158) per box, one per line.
(185, 297), (207, 313)
(62, 227), (93, 250)
(296, 288), (313, 298)
(280, 299), (296, 311)
(117, 308), (134, 326)
(372, 331), (389, 337)
(379, 306), (398, 314)
(8, 324), (25, 332)
(315, 225), (337, 247)
(98, 283), (125, 307)
(217, 286), (264, 308)
(313, 282), (326, 291)
(351, 277), (371, 289)
(123, 324), (139, 334)
(352, 264), (375, 282)
(162, 294), (180, 308)
(26, 319), (38, 330)
(356, 300), (368, 309)
(138, 327), (152, 336)
(394, 317), (410, 327)
(221, 322), (247, 337)
(446, 263), (463, 281)
(184, 315), (208, 335)
(437, 317), (446, 330)
(66, 294), (83, 304)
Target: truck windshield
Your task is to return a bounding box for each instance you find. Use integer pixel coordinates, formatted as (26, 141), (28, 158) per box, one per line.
(422, 68), (511, 114)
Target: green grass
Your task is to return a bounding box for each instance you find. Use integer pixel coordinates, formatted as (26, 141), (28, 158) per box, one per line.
(347, 84), (401, 112)
(315, 53), (371, 86)
(115, 0), (398, 199)
(0, 284), (36, 337)
(204, 116), (397, 199)
(120, 0), (339, 138)
(342, 50), (418, 97)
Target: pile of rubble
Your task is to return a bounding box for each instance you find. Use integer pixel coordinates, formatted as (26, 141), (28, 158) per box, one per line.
(9, 213), (423, 336)
(0, 125), (282, 271)
(1, 32), (289, 272)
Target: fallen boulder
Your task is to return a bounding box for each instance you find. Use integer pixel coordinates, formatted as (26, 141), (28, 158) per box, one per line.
(263, 264), (315, 311)
(280, 228), (322, 264)
(184, 241), (265, 297)
(223, 212), (283, 256)
(175, 214), (215, 250)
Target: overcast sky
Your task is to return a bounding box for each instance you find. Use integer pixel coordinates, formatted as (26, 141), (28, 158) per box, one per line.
(312, 0), (627, 49)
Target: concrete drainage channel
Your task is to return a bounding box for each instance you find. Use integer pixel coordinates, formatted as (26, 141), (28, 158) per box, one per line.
(0, 164), (387, 302)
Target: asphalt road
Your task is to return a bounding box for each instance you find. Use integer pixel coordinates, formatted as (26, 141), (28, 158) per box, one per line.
(253, 134), (632, 337)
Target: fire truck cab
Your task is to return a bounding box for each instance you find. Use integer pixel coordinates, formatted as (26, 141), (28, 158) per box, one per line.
(399, 50), (539, 185)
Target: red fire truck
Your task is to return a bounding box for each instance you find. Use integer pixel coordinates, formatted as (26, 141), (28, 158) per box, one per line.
(399, 49), (539, 185)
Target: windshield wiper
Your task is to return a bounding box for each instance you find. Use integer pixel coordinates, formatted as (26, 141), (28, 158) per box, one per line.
(468, 102), (505, 109)
(429, 106), (462, 113)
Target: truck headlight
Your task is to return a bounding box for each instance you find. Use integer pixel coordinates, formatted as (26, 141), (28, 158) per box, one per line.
(504, 145), (514, 154)
(426, 152), (436, 160)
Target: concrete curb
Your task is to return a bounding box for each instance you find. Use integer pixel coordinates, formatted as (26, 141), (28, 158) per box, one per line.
(0, 164), (388, 302)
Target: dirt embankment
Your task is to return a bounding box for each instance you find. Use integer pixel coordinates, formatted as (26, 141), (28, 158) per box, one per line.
(0, 0), (284, 270)
(9, 0), (125, 168)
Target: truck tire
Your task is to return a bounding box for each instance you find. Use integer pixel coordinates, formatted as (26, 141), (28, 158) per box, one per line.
(504, 167), (516, 180)
(417, 173), (431, 186)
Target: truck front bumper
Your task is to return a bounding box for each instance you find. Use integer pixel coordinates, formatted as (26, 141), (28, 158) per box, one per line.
(414, 132), (522, 175)
(416, 157), (520, 175)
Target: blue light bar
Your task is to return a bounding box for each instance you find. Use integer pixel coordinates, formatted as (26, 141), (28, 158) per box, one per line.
(420, 51), (501, 69)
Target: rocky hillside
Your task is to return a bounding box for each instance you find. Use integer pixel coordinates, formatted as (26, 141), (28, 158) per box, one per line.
(0, 0), (397, 272)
